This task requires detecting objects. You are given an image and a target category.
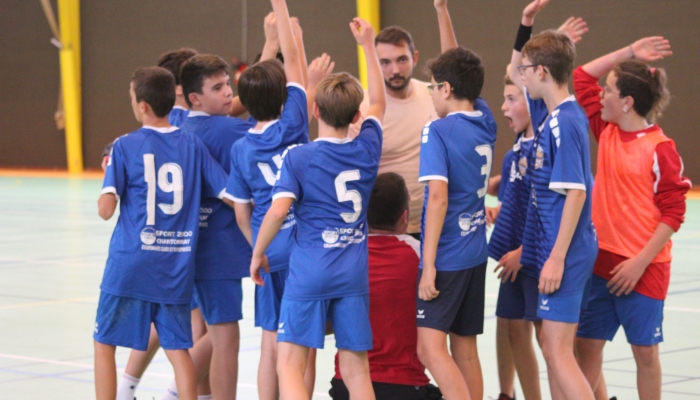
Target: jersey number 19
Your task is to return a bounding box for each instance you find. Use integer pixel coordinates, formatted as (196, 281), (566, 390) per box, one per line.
(144, 154), (184, 225)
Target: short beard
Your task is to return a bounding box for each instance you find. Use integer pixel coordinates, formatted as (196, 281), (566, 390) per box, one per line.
(384, 75), (411, 92)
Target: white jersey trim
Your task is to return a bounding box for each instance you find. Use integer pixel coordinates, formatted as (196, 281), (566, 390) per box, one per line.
(364, 116), (383, 130)
(101, 186), (119, 200)
(396, 234), (421, 258)
(447, 110), (483, 118)
(272, 192), (297, 201)
(652, 151), (661, 194)
(549, 181), (586, 195)
(216, 189), (226, 199)
(172, 105), (188, 111)
(418, 175), (448, 183)
(223, 191), (252, 204)
(287, 82), (307, 93)
(143, 125), (178, 134)
(249, 119), (280, 134)
(315, 137), (352, 144)
(188, 110), (211, 117)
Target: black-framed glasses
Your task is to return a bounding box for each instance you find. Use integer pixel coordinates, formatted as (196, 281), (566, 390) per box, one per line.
(427, 82), (445, 94)
(517, 64), (539, 75)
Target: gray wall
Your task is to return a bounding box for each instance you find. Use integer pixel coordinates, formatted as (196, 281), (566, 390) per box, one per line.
(2, 0), (698, 184)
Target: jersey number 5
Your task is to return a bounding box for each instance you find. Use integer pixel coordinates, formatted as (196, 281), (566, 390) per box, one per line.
(144, 154), (184, 225)
(335, 170), (362, 223)
(475, 145), (493, 198)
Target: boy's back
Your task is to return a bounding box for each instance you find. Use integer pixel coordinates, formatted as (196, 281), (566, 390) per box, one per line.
(102, 126), (226, 304)
(272, 117), (383, 299)
(419, 98), (497, 270)
(179, 113), (253, 279)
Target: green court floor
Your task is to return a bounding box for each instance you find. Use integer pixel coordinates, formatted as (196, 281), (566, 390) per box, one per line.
(0, 175), (698, 399)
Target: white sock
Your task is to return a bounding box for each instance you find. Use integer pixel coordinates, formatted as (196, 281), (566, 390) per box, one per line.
(160, 380), (180, 400)
(198, 396), (213, 400)
(116, 373), (140, 400)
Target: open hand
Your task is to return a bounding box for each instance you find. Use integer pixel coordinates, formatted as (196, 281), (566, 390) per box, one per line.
(523, 0), (551, 22)
(495, 247), (523, 283)
(307, 53), (335, 87)
(485, 205), (500, 226)
(263, 12), (278, 43)
(538, 255), (564, 294)
(418, 266), (440, 301)
(250, 253), (270, 286)
(291, 16), (303, 38)
(557, 16), (588, 44)
(631, 36), (672, 62)
(349, 17), (375, 46)
(606, 256), (647, 296)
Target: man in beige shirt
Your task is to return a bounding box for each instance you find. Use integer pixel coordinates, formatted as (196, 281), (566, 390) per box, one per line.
(350, 26), (438, 238)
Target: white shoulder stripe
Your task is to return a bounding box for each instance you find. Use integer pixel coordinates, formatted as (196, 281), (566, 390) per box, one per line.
(418, 175), (448, 183)
(272, 192), (297, 201)
(396, 234), (421, 258)
(652, 151), (661, 194)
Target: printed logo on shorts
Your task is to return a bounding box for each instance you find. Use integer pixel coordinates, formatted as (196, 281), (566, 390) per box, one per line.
(654, 327), (662, 338)
(458, 210), (485, 236)
(417, 309), (425, 319)
(539, 298), (550, 311)
(140, 227), (157, 245)
(94, 322), (99, 334)
(278, 322), (285, 334)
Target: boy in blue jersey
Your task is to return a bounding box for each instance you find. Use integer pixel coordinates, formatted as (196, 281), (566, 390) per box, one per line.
(250, 6), (385, 399)
(416, 41), (497, 399)
(223, 6), (330, 399)
(506, 1), (598, 399)
(177, 54), (253, 399)
(158, 48), (198, 127)
(94, 66), (227, 400)
(489, 73), (541, 400)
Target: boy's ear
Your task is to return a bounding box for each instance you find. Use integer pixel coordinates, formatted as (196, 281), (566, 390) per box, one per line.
(351, 109), (362, 124)
(412, 50), (419, 67)
(175, 85), (183, 97)
(188, 92), (201, 108)
(442, 81), (453, 99)
(313, 102), (321, 120)
(139, 100), (149, 115)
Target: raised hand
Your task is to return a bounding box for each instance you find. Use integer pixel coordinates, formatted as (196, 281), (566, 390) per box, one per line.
(349, 17), (375, 47)
(557, 16), (588, 44)
(291, 16), (302, 38)
(307, 53), (335, 88)
(631, 36), (672, 62)
(434, 0), (447, 8)
(263, 11), (278, 43)
(522, 0), (551, 24)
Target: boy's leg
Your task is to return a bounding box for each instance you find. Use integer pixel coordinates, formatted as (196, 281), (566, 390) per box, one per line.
(190, 333), (213, 383)
(305, 348), (317, 396)
(575, 337), (606, 391)
(337, 349), (375, 400)
(508, 319), (541, 400)
(496, 317), (516, 398)
(417, 327), (470, 400)
(449, 333), (482, 400)
(119, 323), (161, 400)
(259, 329), (280, 400)
(191, 307), (211, 396)
(278, 341), (311, 400)
(594, 373), (610, 400)
(94, 341), (117, 400)
(540, 320), (594, 400)
(164, 349), (197, 400)
(207, 322), (240, 399)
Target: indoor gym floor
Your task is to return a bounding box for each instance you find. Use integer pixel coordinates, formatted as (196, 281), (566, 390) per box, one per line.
(0, 172), (698, 399)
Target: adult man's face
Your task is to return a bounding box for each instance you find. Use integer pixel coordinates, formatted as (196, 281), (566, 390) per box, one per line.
(376, 41), (418, 92)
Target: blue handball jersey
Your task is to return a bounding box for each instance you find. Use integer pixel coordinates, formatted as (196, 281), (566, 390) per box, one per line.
(101, 126), (227, 304)
(168, 106), (190, 127)
(271, 117), (383, 300)
(525, 95), (597, 293)
(225, 83), (309, 272)
(488, 134), (537, 277)
(179, 112), (254, 280)
(418, 98), (497, 271)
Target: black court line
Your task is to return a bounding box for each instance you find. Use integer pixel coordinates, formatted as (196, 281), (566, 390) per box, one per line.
(667, 286), (700, 296)
(603, 367), (699, 380)
(602, 345), (700, 365)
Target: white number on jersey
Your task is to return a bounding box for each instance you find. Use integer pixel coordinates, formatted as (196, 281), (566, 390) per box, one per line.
(475, 145), (493, 198)
(144, 154), (184, 225)
(335, 170), (362, 223)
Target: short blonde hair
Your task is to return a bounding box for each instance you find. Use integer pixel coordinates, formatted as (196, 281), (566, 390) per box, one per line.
(315, 73), (364, 128)
(522, 30), (575, 85)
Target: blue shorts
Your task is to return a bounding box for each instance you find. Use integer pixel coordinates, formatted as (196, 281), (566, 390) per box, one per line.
(194, 279), (243, 325)
(577, 275), (664, 346)
(190, 297), (198, 310)
(255, 269), (288, 331)
(496, 272), (541, 322)
(277, 295), (372, 351)
(93, 291), (192, 350)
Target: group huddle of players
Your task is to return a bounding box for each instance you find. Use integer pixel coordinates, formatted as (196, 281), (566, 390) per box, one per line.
(92, 0), (690, 400)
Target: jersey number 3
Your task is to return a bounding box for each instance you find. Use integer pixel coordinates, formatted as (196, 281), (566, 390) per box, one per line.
(335, 170), (362, 223)
(144, 154), (184, 225)
(475, 145), (493, 198)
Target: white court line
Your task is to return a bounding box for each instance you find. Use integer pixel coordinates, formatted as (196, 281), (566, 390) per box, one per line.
(0, 353), (331, 397)
(665, 306), (700, 313)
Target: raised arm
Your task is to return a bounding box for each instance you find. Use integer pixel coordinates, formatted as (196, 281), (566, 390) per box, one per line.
(434, 0), (457, 53)
(291, 17), (309, 88)
(260, 12), (280, 63)
(556, 16), (588, 44)
(350, 17), (385, 122)
(582, 36), (672, 79)
(306, 53), (335, 123)
(508, 0), (550, 91)
(270, 0), (303, 85)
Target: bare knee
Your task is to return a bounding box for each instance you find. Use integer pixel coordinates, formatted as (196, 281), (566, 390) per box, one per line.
(632, 345), (659, 368)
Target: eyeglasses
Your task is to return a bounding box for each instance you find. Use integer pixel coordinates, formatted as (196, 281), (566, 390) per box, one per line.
(517, 64), (539, 75)
(601, 86), (620, 98)
(427, 82), (445, 94)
